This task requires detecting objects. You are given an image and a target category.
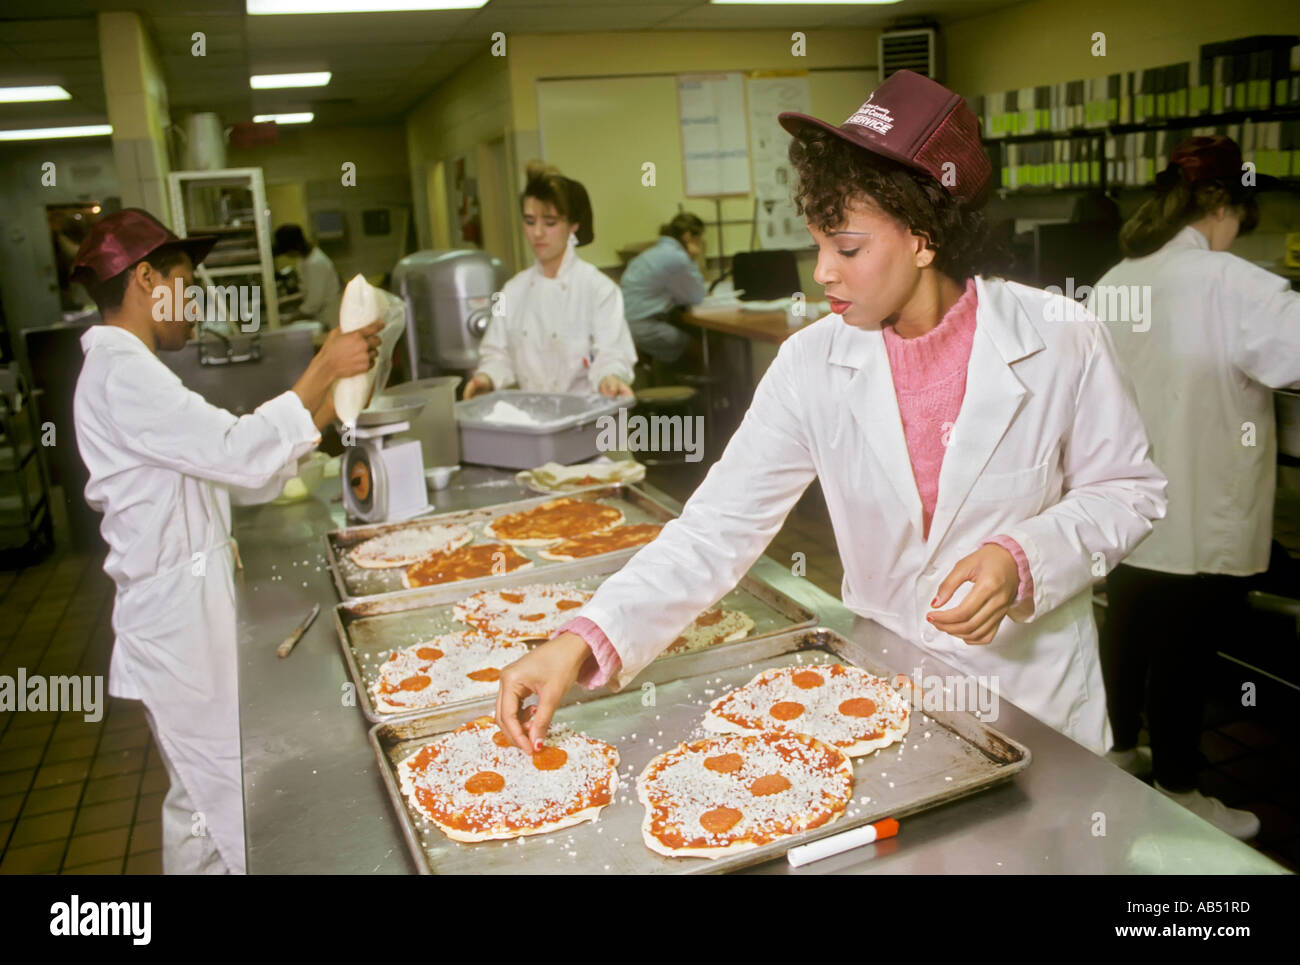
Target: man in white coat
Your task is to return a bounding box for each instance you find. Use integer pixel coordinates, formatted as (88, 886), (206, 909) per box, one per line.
(71, 209), (383, 873)
(496, 72), (1167, 760)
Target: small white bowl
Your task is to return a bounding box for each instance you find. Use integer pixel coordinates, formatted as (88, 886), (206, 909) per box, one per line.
(425, 465), (459, 490)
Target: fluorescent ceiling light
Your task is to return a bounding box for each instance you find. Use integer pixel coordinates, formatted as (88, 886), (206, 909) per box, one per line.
(253, 112), (314, 124)
(251, 72), (331, 89)
(711, 1), (901, 4)
(0, 85), (72, 103)
(248, 1), (488, 13)
(0, 124), (112, 141)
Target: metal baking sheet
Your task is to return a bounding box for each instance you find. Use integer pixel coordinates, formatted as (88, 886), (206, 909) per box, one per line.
(335, 553), (818, 724)
(323, 483), (677, 602)
(369, 626), (1031, 875)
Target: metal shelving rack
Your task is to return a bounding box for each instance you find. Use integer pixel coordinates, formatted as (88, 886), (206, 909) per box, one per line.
(166, 167), (280, 330)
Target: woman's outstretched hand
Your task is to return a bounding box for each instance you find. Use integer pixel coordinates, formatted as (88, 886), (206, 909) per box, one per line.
(495, 632), (591, 752)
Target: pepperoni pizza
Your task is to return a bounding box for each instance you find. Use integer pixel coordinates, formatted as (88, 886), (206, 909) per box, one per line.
(398, 716), (620, 842)
(452, 582), (593, 642)
(370, 631), (526, 714)
(637, 731), (853, 859)
(703, 664), (911, 756)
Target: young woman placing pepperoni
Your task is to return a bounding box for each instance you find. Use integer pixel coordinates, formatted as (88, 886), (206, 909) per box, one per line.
(496, 70), (1168, 756)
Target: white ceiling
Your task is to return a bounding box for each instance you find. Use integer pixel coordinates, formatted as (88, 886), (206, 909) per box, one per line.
(0, 0), (1022, 130)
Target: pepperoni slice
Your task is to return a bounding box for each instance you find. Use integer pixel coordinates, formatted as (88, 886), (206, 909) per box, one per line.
(532, 746), (568, 771)
(520, 613), (546, 622)
(699, 806), (743, 834)
(466, 668), (500, 682)
(703, 753), (743, 773)
(415, 647), (444, 661)
(750, 774), (791, 796)
(500, 592), (525, 604)
(770, 701), (804, 721)
(792, 670), (825, 690)
(464, 771), (505, 794)
(839, 698), (877, 718)
(492, 730), (513, 747)
(556, 599), (583, 610)
(695, 609), (724, 627)
(398, 674), (430, 692)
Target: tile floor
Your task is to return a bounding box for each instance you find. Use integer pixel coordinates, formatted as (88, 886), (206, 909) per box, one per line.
(0, 523), (166, 875)
(2, 473), (1296, 873)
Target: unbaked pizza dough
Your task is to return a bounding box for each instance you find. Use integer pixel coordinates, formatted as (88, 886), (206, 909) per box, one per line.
(349, 522), (474, 569)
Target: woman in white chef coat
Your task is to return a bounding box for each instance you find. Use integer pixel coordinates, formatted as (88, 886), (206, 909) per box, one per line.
(71, 208), (382, 874)
(1093, 136), (1300, 840)
(463, 162), (636, 399)
(495, 71), (1168, 757)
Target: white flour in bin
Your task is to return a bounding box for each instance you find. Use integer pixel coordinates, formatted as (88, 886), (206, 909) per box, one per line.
(480, 400), (542, 426)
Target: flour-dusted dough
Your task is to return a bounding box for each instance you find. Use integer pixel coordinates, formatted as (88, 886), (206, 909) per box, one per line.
(334, 273), (405, 428)
(348, 522), (474, 569)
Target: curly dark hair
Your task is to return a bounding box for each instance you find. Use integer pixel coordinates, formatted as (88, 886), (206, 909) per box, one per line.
(788, 127), (1006, 281)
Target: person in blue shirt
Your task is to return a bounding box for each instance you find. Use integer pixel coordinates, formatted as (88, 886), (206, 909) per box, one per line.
(619, 212), (707, 365)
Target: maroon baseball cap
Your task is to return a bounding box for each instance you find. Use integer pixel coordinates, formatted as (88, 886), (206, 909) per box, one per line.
(71, 208), (218, 284)
(1168, 135), (1243, 185)
(779, 69), (991, 206)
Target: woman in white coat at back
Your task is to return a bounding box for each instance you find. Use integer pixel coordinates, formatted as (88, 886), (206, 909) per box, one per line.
(494, 71), (1167, 760)
(463, 162), (636, 400)
(1093, 136), (1300, 840)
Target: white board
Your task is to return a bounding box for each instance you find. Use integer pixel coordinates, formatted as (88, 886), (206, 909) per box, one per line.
(677, 72), (751, 197)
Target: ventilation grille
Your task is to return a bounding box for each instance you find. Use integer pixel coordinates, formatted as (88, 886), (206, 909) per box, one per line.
(879, 28), (938, 82)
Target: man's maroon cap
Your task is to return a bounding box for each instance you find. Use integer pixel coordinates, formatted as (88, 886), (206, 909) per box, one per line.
(779, 69), (991, 206)
(71, 208), (218, 284)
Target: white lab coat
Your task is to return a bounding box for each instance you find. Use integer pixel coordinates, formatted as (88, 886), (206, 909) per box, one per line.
(475, 241), (637, 394)
(1093, 226), (1300, 575)
(298, 247), (341, 330)
(73, 325), (320, 874)
(580, 275), (1168, 753)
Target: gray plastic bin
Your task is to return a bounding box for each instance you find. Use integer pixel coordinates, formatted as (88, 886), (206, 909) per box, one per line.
(455, 391), (625, 470)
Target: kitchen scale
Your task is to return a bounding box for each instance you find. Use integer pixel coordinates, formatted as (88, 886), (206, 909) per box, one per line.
(341, 394), (432, 524)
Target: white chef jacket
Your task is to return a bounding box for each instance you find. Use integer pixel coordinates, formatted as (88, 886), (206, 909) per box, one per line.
(298, 246), (341, 330)
(73, 325), (320, 873)
(475, 241), (637, 394)
(1094, 226), (1300, 576)
(578, 275), (1168, 753)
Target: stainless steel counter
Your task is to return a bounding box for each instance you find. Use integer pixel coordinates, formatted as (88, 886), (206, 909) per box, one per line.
(234, 466), (1285, 874)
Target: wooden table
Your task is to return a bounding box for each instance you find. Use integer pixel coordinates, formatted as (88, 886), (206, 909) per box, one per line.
(677, 305), (815, 457)
(681, 304), (809, 344)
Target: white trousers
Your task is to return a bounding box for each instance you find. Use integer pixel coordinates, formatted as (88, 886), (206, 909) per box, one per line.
(145, 709), (232, 875)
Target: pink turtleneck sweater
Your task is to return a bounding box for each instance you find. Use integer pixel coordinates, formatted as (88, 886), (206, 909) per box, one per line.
(562, 278), (1033, 688)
